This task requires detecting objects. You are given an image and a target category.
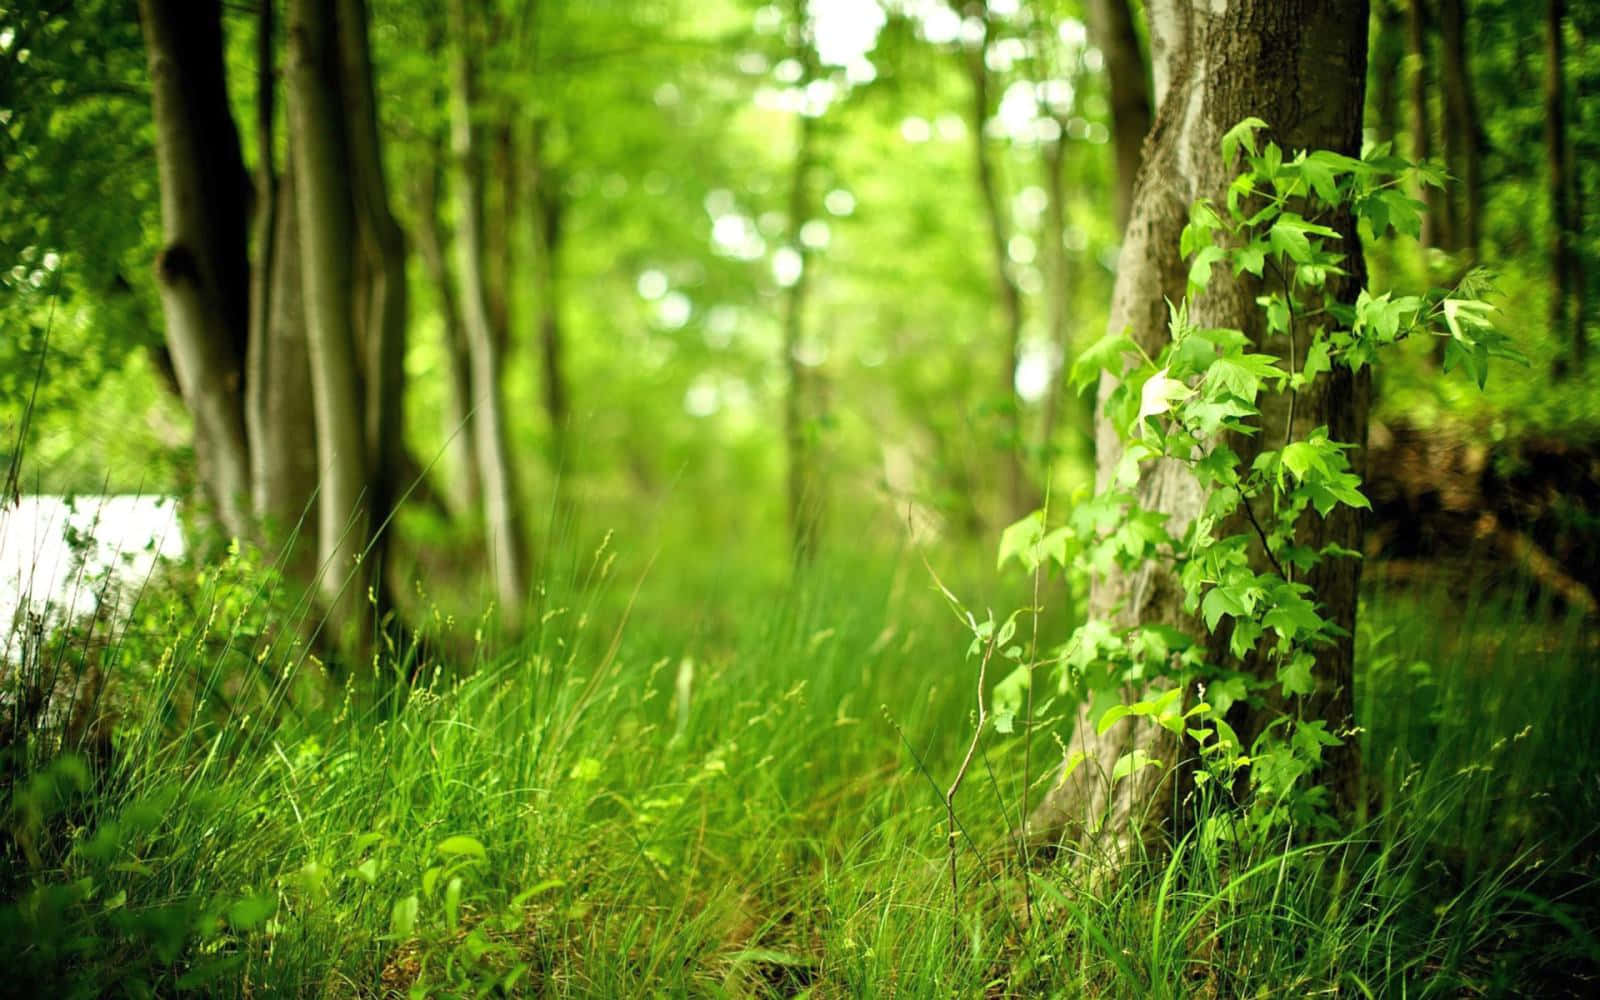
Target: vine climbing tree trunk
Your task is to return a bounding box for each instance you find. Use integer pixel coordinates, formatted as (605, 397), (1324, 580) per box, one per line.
(1026, 0), (1371, 858)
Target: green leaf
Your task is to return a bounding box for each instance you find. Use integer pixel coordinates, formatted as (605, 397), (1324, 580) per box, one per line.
(1277, 653), (1317, 697)
(391, 894), (419, 937)
(1112, 749), (1163, 782)
(1188, 244), (1227, 293)
(1221, 116), (1269, 166)
(998, 510), (1045, 570)
(1202, 585), (1251, 631)
(436, 835), (487, 861)
(1070, 329), (1138, 391)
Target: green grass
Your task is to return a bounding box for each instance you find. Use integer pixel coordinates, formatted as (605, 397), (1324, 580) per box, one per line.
(3, 537), (1597, 998)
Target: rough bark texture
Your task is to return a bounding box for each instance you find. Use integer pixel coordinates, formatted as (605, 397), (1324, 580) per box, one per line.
(1085, 0), (1155, 232)
(450, 0), (528, 620)
(963, 3), (1029, 521)
(139, 0), (254, 539)
(1027, 0), (1371, 858)
(287, 0), (373, 641)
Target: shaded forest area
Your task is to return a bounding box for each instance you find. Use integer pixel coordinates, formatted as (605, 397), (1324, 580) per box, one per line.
(2, 0), (1599, 996)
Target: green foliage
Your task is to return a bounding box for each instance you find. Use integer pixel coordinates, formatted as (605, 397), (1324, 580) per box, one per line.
(1000, 120), (1513, 841)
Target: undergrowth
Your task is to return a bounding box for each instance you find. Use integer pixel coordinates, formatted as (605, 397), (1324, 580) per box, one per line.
(1, 533), (1596, 998)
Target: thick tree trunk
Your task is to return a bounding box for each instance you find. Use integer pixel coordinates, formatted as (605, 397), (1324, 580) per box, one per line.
(1438, 0), (1483, 256)
(333, 0), (408, 614)
(1027, 0), (1371, 858)
(246, 160), (319, 575)
(139, 0), (254, 540)
(962, 2), (1029, 520)
(450, 0), (528, 620)
(1546, 0), (1585, 372)
(287, 0), (373, 643)
(1084, 0), (1154, 232)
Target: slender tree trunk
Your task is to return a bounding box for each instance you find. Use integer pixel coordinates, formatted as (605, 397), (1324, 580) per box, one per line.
(529, 120), (571, 471)
(286, 0), (373, 643)
(1085, 0), (1154, 232)
(1546, 0), (1585, 372)
(138, 0), (254, 540)
(1407, 0), (1451, 249)
(962, 2), (1029, 520)
(1439, 0), (1483, 256)
(412, 140), (484, 516)
(1037, 127), (1073, 458)
(1027, 0), (1371, 858)
(783, 6), (821, 565)
(450, 0), (527, 620)
(1371, 0), (1405, 145)
(486, 121), (515, 359)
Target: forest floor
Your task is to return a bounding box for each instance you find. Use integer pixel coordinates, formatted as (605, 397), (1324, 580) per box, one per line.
(2, 535), (1598, 998)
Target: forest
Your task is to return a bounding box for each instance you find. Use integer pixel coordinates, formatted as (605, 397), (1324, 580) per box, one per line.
(2, 0), (1598, 995)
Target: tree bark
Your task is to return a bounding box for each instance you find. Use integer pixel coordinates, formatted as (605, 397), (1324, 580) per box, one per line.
(529, 119), (571, 471)
(1037, 125), (1074, 458)
(286, 0), (374, 643)
(332, 0), (408, 618)
(412, 137), (484, 516)
(784, 2), (821, 565)
(1027, 0), (1371, 858)
(1084, 0), (1154, 232)
(962, 1), (1029, 521)
(1370, 0), (1405, 145)
(1438, 0), (1483, 256)
(1407, 0), (1451, 249)
(246, 158), (319, 576)
(1546, 0), (1585, 372)
(449, 0), (528, 620)
(138, 0), (254, 540)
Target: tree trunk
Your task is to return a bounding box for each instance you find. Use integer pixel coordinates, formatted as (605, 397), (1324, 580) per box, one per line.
(1438, 0), (1483, 256)
(332, 0), (408, 620)
(1370, 0), (1405, 145)
(138, 0), (254, 540)
(1036, 125), (1073, 459)
(1546, 0), (1585, 372)
(1084, 0), (1154, 232)
(412, 139), (484, 517)
(246, 158), (319, 576)
(529, 119), (571, 471)
(1026, 0), (1371, 858)
(784, 3), (821, 565)
(286, 0), (373, 644)
(450, 0), (528, 621)
(962, 2), (1029, 521)
(1407, 0), (1451, 249)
